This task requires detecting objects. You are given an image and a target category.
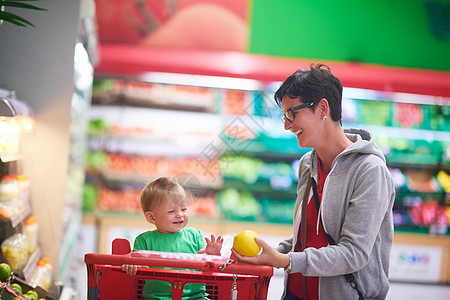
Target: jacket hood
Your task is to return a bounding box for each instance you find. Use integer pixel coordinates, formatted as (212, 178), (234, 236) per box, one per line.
(310, 128), (386, 176)
(343, 128), (386, 162)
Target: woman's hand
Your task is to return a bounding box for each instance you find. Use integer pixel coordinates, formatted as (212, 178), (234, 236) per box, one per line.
(231, 236), (290, 269)
(198, 234), (223, 256)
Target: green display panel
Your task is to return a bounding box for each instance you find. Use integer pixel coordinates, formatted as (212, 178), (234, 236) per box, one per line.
(249, 0), (450, 71)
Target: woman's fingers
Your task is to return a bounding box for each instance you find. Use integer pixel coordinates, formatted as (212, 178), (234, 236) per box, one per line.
(230, 236), (281, 267)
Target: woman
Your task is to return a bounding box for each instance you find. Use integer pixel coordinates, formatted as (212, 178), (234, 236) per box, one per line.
(231, 64), (395, 300)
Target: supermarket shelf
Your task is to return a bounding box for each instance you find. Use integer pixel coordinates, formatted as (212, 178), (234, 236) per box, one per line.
(0, 152), (22, 163)
(92, 136), (217, 157)
(394, 227), (449, 236)
(0, 201), (32, 229)
(395, 190), (447, 203)
(222, 136), (304, 160)
(361, 124), (450, 142)
(58, 211), (81, 280)
(23, 246), (42, 280)
(223, 177), (297, 198)
(387, 153), (448, 168)
(100, 170), (223, 190)
(93, 90), (215, 113)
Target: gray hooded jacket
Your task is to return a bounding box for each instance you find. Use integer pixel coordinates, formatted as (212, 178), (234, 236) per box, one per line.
(276, 128), (395, 300)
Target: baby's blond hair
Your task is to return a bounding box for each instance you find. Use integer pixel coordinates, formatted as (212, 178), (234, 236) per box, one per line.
(140, 177), (186, 213)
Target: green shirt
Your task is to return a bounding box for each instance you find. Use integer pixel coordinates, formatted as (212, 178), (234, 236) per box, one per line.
(133, 227), (208, 300)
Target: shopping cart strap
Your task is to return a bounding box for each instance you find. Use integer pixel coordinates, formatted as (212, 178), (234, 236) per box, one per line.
(132, 250), (225, 261)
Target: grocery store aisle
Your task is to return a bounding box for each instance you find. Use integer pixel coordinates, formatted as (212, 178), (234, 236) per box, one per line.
(267, 272), (450, 300)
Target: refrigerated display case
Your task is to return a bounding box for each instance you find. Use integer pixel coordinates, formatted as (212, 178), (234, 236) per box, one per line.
(0, 91), (55, 299)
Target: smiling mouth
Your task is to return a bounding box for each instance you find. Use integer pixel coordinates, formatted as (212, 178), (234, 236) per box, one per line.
(173, 220), (184, 224)
(293, 129), (303, 136)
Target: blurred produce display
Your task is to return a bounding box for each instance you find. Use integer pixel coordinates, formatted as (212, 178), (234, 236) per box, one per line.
(392, 168), (448, 234)
(85, 79), (449, 235)
(217, 188), (262, 221)
(0, 262), (52, 299)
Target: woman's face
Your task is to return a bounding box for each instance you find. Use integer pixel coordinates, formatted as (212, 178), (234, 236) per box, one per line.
(146, 196), (189, 234)
(281, 96), (321, 149)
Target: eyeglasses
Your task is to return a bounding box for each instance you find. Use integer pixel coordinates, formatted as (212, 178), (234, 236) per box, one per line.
(281, 102), (314, 123)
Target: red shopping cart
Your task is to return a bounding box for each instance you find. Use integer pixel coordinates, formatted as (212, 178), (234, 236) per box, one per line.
(84, 238), (274, 300)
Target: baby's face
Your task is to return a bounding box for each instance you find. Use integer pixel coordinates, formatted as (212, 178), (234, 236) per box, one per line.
(151, 197), (189, 234)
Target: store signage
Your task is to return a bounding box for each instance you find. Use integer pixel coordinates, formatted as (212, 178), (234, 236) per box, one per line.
(389, 243), (443, 283)
(95, 0), (249, 51)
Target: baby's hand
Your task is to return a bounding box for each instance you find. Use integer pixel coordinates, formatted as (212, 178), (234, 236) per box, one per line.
(198, 234), (223, 256)
(121, 264), (138, 275)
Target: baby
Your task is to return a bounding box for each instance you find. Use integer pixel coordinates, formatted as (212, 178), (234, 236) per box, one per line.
(122, 176), (223, 299)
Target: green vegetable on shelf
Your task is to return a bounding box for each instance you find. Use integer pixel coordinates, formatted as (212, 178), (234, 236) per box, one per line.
(83, 184), (98, 212)
(88, 119), (109, 136)
(217, 188), (262, 220)
(93, 78), (115, 91)
(86, 151), (109, 169)
(220, 156), (263, 184)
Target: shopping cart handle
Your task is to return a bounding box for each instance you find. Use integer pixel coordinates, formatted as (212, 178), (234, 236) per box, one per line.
(84, 238), (273, 276)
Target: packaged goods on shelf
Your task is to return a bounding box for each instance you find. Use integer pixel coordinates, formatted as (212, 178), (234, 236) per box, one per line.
(1, 233), (30, 273)
(27, 258), (52, 290)
(0, 119), (21, 157)
(23, 216), (39, 255)
(104, 80), (217, 111)
(16, 175), (30, 204)
(0, 175), (20, 218)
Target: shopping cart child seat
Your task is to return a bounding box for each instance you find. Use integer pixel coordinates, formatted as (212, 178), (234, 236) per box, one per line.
(84, 238), (274, 300)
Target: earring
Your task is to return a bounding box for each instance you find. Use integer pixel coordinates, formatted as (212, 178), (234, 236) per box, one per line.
(322, 115), (327, 122)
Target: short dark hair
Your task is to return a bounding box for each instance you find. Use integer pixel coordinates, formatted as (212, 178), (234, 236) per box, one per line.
(274, 63), (343, 123)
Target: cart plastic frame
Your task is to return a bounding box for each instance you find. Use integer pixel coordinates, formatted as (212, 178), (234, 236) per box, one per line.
(84, 238), (274, 300)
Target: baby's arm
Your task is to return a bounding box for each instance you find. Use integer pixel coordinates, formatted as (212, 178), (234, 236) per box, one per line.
(198, 234), (223, 256)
